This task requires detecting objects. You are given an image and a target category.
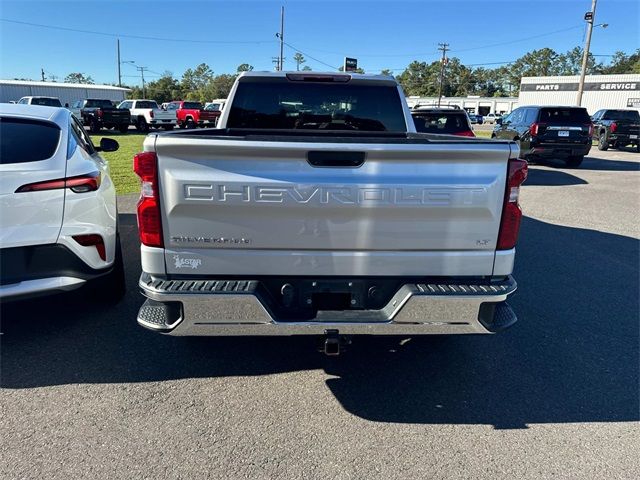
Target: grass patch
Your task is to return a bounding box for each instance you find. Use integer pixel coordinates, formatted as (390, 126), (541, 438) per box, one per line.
(91, 132), (145, 195)
(473, 129), (492, 138)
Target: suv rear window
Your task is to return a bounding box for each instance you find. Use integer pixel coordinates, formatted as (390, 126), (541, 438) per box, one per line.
(227, 79), (407, 131)
(182, 102), (202, 110)
(85, 99), (113, 108)
(603, 110), (640, 121)
(0, 118), (61, 164)
(31, 97), (62, 107)
(412, 111), (471, 134)
(538, 107), (590, 124)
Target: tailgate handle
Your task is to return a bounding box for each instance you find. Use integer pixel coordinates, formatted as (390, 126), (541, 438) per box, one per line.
(307, 151), (365, 168)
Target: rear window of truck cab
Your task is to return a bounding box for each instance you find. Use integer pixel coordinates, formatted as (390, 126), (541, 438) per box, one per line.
(136, 101), (159, 109)
(0, 117), (61, 164)
(412, 111), (470, 134)
(603, 110), (640, 121)
(227, 78), (407, 131)
(85, 99), (113, 108)
(182, 102), (202, 110)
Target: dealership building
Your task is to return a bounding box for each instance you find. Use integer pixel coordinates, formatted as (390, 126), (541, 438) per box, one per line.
(518, 73), (640, 114)
(406, 96), (519, 116)
(0, 80), (130, 106)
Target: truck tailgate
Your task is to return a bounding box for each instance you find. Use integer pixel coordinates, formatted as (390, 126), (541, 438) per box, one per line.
(153, 136), (512, 277)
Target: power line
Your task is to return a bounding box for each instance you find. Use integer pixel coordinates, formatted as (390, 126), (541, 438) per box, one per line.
(0, 18), (270, 44)
(282, 41), (339, 70)
(451, 25), (584, 53)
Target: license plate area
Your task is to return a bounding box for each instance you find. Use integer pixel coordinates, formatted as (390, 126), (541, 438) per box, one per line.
(631, 134), (638, 139)
(302, 280), (365, 310)
(558, 130), (570, 137)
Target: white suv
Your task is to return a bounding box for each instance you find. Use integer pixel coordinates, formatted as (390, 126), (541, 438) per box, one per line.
(0, 104), (125, 302)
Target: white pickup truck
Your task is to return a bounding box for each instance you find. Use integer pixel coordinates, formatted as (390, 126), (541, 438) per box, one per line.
(134, 72), (526, 352)
(117, 99), (177, 132)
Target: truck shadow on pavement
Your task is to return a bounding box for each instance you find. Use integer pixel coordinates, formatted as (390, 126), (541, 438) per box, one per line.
(1, 215), (638, 429)
(539, 155), (640, 172)
(524, 167), (588, 186)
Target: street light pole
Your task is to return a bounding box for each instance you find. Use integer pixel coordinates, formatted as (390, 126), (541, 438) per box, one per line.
(577, 0), (597, 106)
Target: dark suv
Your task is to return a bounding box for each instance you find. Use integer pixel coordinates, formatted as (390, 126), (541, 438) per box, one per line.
(411, 106), (475, 137)
(492, 106), (593, 167)
(592, 109), (640, 152)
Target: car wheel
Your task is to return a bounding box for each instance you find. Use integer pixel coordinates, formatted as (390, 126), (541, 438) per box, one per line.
(118, 124), (129, 134)
(186, 118), (195, 129)
(565, 155), (584, 168)
(87, 234), (126, 304)
(90, 119), (101, 134)
(136, 117), (149, 133)
(597, 132), (608, 151)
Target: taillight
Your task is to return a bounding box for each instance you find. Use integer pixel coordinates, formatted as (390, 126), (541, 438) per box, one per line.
(133, 151), (163, 247)
(73, 234), (106, 261)
(587, 123), (594, 136)
(149, 111), (154, 119)
(97, 109), (103, 118)
(497, 158), (528, 250)
(530, 122), (542, 136)
(453, 130), (475, 137)
(610, 122), (617, 133)
(16, 171), (101, 193)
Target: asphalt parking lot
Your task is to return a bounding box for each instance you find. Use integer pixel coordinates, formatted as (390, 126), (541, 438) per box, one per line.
(1, 149), (639, 479)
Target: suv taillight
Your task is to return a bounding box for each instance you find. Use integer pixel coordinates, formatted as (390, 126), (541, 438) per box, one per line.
(587, 123), (594, 136)
(149, 110), (154, 119)
(530, 122), (545, 136)
(453, 130), (475, 137)
(610, 122), (617, 133)
(133, 152), (163, 247)
(497, 158), (528, 250)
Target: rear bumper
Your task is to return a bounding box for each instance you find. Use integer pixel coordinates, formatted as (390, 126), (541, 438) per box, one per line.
(609, 133), (639, 144)
(137, 273), (518, 336)
(528, 142), (591, 157)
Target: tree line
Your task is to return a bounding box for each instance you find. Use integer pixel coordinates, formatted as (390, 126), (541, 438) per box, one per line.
(54, 47), (639, 102)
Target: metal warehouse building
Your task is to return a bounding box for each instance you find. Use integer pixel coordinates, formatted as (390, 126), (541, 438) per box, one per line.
(406, 96), (519, 116)
(519, 74), (640, 114)
(0, 80), (130, 106)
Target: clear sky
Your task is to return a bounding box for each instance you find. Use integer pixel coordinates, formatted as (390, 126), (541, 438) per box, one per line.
(0, 0), (638, 86)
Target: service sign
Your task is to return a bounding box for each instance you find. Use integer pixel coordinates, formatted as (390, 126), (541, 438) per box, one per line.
(344, 57), (358, 72)
(520, 82), (639, 92)
(627, 98), (640, 108)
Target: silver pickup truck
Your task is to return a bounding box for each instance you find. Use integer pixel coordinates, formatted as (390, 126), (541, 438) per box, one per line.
(134, 72), (527, 349)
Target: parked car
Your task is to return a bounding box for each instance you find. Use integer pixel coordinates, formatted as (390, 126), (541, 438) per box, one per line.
(134, 71), (525, 351)
(467, 113), (482, 124)
(117, 99), (177, 132)
(16, 96), (62, 107)
(70, 99), (131, 133)
(167, 100), (220, 128)
(483, 113), (501, 124)
(204, 99), (226, 112)
(492, 105), (593, 167)
(411, 106), (475, 136)
(0, 104), (125, 302)
(592, 109), (640, 152)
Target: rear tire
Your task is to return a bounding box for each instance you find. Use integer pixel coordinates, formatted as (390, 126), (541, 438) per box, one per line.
(598, 132), (608, 151)
(136, 117), (149, 133)
(186, 118), (195, 129)
(118, 124), (129, 134)
(90, 118), (101, 134)
(87, 234), (126, 304)
(565, 155), (584, 168)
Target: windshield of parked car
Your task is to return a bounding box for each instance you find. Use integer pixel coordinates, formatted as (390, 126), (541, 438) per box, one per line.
(0, 117), (61, 164)
(85, 99), (113, 108)
(539, 107), (591, 124)
(412, 111), (471, 134)
(227, 79), (407, 131)
(182, 102), (202, 110)
(603, 110), (640, 121)
(31, 97), (62, 107)
(136, 101), (159, 109)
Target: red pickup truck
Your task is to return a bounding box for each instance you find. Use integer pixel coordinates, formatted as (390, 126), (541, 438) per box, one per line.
(167, 101), (219, 128)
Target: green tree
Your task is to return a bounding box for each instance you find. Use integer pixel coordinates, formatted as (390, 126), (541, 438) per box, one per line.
(236, 63), (254, 72)
(601, 49), (640, 74)
(301, 65), (312, 71)
(145, 73), (183, 104)
(293, 53), (306, 71)
(396, 61), (440, 96)
(556, 47), (601, 75)
(64, 72), (94, 84)
(380, 69), (394, 76)
(181, 63), (214, 97)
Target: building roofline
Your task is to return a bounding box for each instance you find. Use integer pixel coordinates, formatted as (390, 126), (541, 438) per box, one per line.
(0, 80), (131, 91)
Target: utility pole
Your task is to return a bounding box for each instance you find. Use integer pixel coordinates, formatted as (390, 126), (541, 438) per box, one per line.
(272, 57), (280, 71)
(41, 68), (45, 81)
(275, 6), (285, 71)
(577, 0), (597, 106)
(117, 39), (122, 87)
(139, 66), (148, 98)
(437, 43), (449, 107)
